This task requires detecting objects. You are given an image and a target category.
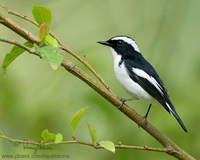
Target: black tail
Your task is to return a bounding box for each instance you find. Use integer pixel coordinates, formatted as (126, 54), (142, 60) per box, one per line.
(171, 109), (188, 132)
(166, 102), (188, 132)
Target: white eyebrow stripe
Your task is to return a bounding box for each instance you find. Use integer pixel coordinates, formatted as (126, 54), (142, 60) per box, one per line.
(111, 36), (141, 53)
(132, 68), (164, 96)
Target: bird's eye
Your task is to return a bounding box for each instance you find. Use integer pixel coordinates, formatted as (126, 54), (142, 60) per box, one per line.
(117, 40), (123, 46)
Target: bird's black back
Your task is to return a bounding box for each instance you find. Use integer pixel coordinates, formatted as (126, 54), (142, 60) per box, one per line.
(123, 52), (171, 113)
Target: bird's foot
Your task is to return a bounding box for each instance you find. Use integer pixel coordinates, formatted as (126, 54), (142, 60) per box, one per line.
(143, 104), (152, 124)
(117, 96), (139, 109)
(117, 97), (126, 109)
(143, 115), (148, 124)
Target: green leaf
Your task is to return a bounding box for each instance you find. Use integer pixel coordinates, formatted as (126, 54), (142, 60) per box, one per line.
(99, 141), (115, 153)
(71, 107), (89, 137)
(35, 45), (63, 70)
(55, 133), (63, 143)
(45, 35), (58, 47)
(87, 123), (97, 145)
(32, 5), (52, 26)
(0, 130), (4, 136)
(2, 42), (33, 72)
(41, 129), (56, 143)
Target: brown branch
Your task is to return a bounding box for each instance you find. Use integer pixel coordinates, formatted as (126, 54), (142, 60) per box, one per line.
(115, 144), (168, 153)
(0, 7), (196, 160)
(60, 45), (115, 94)
(0, 13), (40, 44)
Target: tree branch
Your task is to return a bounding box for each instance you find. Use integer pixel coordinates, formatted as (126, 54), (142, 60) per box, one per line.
(0, 38), (36, 55)
(0, 6), (196, 160)
(0, 134), (168, 153)
(0, 13), (40, 44)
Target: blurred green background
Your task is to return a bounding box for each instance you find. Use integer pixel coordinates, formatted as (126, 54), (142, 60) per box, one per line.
(0, 0), (200, 159)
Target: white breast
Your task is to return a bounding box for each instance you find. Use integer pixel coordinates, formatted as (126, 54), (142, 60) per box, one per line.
(109, 48), (155, 102)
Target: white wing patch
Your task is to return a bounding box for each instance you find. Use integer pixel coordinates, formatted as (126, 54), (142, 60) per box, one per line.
(111, 36), (141, 53)
(166, 102), (174, 115)
(132, 68), (164, 96)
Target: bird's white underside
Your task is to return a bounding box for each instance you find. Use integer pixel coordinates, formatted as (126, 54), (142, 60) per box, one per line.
(109, 47), (161, 106)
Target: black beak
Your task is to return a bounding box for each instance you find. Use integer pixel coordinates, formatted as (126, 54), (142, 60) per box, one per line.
(97, 41), (113, 47)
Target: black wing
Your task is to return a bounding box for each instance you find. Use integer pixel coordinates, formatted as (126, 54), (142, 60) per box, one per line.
(124, 56), (171, 113)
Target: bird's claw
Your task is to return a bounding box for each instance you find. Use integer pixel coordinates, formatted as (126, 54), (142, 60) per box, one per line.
(143, 116), (148, 124)
(117, 96), (126, 109)
(117, 96), (139, 109)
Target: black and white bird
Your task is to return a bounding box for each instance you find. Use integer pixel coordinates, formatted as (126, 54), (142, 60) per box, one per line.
(98, 35), (187, 132)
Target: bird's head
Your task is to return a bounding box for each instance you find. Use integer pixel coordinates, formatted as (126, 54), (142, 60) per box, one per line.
(98, 36), (141, 57)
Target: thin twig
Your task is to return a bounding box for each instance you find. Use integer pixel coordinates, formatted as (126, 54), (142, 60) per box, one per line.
(0, 134), (168, 153)
(0, 38), (39, 57)
(114, 145), (168, 153)
(0, 38), (30, 51)
(0, 4), (39, 27)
